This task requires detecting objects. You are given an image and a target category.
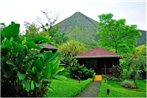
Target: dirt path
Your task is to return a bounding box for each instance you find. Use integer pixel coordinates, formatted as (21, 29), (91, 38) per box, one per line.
(77, 81), (101, 97)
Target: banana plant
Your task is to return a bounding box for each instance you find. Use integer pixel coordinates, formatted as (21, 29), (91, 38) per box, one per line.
(1, 22), (64, 97)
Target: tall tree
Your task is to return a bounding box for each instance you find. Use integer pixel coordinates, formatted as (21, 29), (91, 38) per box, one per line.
(59, 40), (86, 56)
(97, 13), (141, 54)
(59, 40), (86, 67)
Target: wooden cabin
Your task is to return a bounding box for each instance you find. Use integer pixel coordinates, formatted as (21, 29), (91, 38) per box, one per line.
(75, 48), (121, 75)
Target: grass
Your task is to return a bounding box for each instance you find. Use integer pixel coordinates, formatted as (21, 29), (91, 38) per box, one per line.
(98, 78), (146, 97)
(45, 78), (93, 97)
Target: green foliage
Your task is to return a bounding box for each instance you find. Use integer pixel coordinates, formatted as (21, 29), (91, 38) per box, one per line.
(67, 59), (96, 80)
(136, 44), (146, 56)
(24, 22), (40, 37)
(1, 22), (64, 97)
(121, 80), (137, 89)
(49, 26), (68, 46)
(1, 22), (20, 39)
(121, 50), (146, 81)
(121, 68), (132, 79)
(24, 22), (67, 46)
(29, 35), (51, 44)
(59, 40), (86, 56)
(97, 13), (141, 54)
(60, 55), (74, 68)
(24, 22), (51, 44)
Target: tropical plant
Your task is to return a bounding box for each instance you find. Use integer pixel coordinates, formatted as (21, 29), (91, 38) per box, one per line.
(1, 22), (64, 97)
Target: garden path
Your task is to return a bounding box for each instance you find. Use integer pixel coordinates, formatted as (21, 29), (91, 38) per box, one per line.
(77, 75), (102, 97)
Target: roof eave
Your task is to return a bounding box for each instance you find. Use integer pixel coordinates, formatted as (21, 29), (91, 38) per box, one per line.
(74, 56), (121, 59)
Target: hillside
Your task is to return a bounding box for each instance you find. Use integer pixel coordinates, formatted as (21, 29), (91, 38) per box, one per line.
(57, 12), (99, 46)
(57, 12), (146, 46)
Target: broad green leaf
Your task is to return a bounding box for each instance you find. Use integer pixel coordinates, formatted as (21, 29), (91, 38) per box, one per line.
(55, 66), (65, 74)
(42, 78), (52, 82)
(35, 82), (41, 88)
(17, 72), (26, 80)
(32, 67), (36, 73)
(22, 80), (30, 92)
(34, 59), (43, 72)
(52, 75), (67, 80)
(2, 38), (12, 49)
(31, 81), (35, 91)
(44, 62), (52, 78)
(44, 51), (59, 62)
(26, 41), (40, 49)
(48, 87), (54, 93)
(1, 22), (20, 39)
(36, 71), (42, 81)
(6, 60), (16, 67)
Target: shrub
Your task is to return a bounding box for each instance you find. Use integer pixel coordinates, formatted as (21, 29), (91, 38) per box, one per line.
(121, 80), (137, 89)
(121, 69), (132, 79)
(67, 60), (96, 80)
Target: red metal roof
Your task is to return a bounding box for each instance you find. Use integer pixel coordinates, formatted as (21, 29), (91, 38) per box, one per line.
(75, 48), (120, 58)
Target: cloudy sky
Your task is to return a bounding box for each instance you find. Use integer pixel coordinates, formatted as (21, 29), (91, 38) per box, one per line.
(0, 0), (146, 31)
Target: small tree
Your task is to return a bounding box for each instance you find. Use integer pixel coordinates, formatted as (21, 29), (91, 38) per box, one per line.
(59, 40), (86, 56)
(59, 40), (86, 67)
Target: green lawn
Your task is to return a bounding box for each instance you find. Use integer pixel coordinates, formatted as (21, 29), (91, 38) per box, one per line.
(98, 79), (146, 97)
(45, 78), (93, 97)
